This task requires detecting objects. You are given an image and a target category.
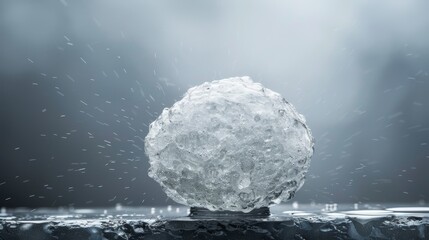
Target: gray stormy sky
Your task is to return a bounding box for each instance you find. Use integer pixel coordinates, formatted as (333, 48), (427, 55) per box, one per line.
(0, 0), (428, 207)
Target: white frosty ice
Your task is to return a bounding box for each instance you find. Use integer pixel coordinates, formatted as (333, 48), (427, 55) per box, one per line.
(145, 77), (314, 212)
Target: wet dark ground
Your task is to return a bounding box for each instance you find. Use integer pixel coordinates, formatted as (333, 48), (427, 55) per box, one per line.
(1, 203), (428, 239)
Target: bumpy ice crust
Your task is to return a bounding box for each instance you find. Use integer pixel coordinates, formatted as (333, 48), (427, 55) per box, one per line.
(144, 77), (314, 212)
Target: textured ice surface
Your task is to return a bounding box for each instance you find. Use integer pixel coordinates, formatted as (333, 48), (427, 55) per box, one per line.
(145, 77), (314, 212)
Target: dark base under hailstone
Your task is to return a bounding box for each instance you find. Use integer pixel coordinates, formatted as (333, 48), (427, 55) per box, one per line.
(1, 204), (428, 239)
(189, 206), (270, 218)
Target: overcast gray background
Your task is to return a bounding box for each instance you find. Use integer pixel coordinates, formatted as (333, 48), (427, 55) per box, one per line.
(1, 0), (428, 208)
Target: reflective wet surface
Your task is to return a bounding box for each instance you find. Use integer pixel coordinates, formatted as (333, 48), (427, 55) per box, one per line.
(1, 204), (428, 239)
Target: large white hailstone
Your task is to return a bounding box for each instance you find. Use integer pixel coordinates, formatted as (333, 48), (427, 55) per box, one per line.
(145, 77), (314, 212)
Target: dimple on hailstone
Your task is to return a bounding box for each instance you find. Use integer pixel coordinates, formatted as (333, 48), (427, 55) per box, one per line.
(144, 76), (314, 212)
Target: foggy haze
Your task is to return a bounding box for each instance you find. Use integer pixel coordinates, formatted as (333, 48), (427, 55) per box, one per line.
(1, 0), (428, 207)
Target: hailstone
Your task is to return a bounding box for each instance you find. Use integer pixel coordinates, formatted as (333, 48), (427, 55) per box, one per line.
(144, 76), (314, 212)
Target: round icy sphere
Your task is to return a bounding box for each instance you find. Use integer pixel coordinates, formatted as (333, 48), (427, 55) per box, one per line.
(145, 77), (314, 212)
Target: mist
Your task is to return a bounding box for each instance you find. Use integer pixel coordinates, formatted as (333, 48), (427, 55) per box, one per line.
(1, 0), (428, 207)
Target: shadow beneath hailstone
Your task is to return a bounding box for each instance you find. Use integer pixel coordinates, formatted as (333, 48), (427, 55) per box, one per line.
(189, 207), (270, 219)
